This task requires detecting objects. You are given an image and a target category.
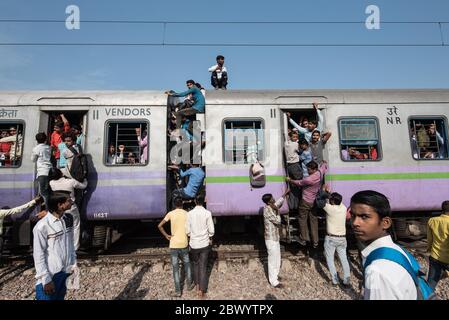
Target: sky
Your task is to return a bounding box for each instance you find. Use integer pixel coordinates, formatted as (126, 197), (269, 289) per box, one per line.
(0, 0), (448, 90)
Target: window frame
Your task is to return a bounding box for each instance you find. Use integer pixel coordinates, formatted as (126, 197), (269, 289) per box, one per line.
(408, 115), (449, 161)
(0, 120), (25, 169)
(338, 116), (382, 162)
(103, 119), (150, 167)
(222, 117), (265, 164)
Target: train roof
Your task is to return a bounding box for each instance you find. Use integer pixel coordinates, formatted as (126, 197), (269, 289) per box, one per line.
(1, 89), (449, 106)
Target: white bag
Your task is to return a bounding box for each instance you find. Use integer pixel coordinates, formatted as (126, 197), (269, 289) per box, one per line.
(66, 266), (80, 290)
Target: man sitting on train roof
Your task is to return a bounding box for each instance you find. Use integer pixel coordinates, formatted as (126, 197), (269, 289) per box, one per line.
(286, 102), (323, 143)
(166, 79), (206, 130)
(168, 163), (205, 205)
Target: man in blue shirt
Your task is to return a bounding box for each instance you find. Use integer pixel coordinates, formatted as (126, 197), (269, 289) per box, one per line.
(166, 80), (206, 129)
(298, 139), (313, 177)
(168, 163), (205, 206)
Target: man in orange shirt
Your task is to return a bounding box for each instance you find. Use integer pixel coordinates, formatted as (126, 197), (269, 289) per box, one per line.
(50, 114), (70, 167)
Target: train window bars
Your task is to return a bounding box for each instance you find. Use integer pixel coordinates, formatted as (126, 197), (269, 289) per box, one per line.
(104, 120), (149, 166)
(0, 122), (24, 168)
(409, 118), (449, 160)
(338, 118), (381, 161)
(223, 119), (264, 164)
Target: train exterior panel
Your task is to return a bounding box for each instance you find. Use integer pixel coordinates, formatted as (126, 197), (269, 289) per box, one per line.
(324, 102), (449, 212)
(1, 90), (449, 223)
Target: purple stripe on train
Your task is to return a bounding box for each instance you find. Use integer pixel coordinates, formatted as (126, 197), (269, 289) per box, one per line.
(0, 173), (35, 182)
(206, 168), (286, 177)
(90, 171), (166, 180)
(0, 188), (33, 209)
(329, 165), (449, 175)
(330, 179), (449, 211)
(206, 182), (288, 216)
(84, 185), (166, 220)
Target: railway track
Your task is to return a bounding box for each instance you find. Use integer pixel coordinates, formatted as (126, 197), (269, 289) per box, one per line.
(1, 237), (429, 267)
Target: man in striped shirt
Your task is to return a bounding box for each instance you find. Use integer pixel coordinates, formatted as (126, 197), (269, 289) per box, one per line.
(262, 189), (289, 288)
(33, 192), (77, 300)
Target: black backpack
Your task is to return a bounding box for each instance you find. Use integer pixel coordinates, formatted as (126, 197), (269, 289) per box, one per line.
(69, 145), (88, 182)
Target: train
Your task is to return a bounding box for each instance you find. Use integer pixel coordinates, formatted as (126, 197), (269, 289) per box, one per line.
(1, 89), (448, 249)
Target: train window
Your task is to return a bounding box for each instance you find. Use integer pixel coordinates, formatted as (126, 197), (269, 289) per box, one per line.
(0, 122), (24, 168)
(409, 118), (449, 160)
(339, 118), (381, 161)
(104, 121), (149, 166)
(223, 119), (264, 164)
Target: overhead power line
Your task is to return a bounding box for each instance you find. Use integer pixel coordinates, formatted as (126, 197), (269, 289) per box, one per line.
(0, 19), (446, 47)
(0, 19), (448, 24)
(0, 43), (447, 47)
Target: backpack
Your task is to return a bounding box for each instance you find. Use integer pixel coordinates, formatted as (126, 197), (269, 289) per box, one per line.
(314, 171), (327, 209)
(249, 161), (266, 188)
(364, 247), (437, 300)
(69, 145), (89, 182)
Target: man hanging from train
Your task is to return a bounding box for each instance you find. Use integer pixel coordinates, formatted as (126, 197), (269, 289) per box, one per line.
(168, 163), (205, 208)
(287, 102), (324, 143)
(50, 114), (71, 168)
(284, 131), (302, 211)
(286, 160), (328, 249)
(166, 80), (206, 130)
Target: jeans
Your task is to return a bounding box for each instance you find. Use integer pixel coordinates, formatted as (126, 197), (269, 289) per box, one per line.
(427, 256), (449, 290)
(190, 245), (210, 292)
(265, 239), (281, 287)
(175, 107), (198, 128)
(35, 271), (69, 300)
(298, 199), (319, 247)
(324, 235), (351, 284)
(37, 175), (50, 209)
(170, 247), (193, 293)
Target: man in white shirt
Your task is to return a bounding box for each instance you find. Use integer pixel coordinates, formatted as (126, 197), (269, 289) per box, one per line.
(208, 55), (228, 90)
(284, 131), (302, 211)
(33, 191), (76, 300)
(49, 168), (88, 250)
(321, 189), (350, 286)
(350, 190), (417, 300)
(31, 132), (52, 209)
(186, 193), (214, 298)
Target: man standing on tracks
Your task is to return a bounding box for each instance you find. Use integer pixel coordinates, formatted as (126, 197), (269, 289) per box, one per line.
(261, 189), (290, 288)
(350, 190), (417, 299)
(426, 200), (449, 290)
(158, 197), (195, 298)
(186, 193), (214, 298)
(33, 192), (77, 300)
